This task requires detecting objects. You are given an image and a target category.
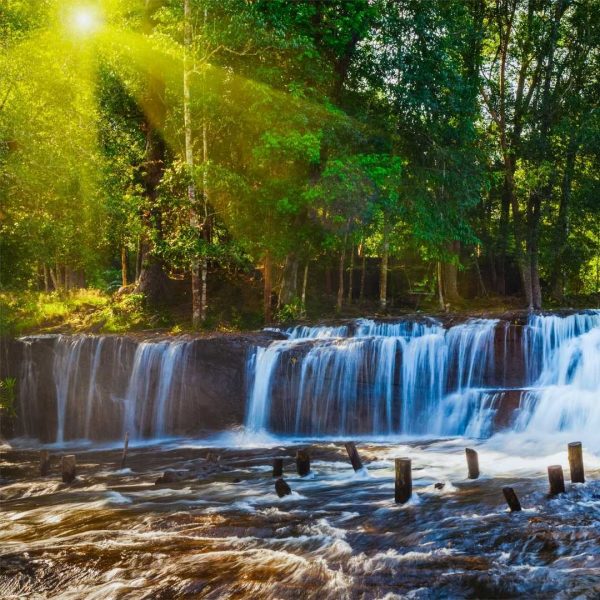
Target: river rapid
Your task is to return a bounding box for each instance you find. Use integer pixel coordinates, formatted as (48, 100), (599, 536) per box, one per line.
(3, 311), (600, 598)
(2, 433), (600, 599)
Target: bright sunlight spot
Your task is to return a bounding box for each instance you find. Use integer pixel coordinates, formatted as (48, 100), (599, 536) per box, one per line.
(69, 6), (104, 36)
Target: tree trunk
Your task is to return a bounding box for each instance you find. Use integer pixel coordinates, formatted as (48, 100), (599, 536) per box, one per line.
(359, 245), (366, 304)
(135, 236), (142, 283)
(279, 254), (299, 307)
(437, 261), (445, 310)
(136, 0), (169, 306)
(336, 250), (345, 312)
(200, 83), (209, 323)
(263, 251), (272, 324)
(347, 244), (354, 303)
(301, 262), (309, 307)
(379, 227), (389, 310)
(551, 138), (578, 300)
(325, 267), (332, 297)
(442, 241), (461, 305)
(121, 247), (128, 287)
(184, 0), (203, 328)
(43, 264), (49, 292)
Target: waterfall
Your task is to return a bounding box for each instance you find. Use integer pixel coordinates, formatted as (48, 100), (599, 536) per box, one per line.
(246, 317), (499, 436)
(514, 318), (600, 445)
(245, 312), (600, 439)
(10, 310), (600, 444)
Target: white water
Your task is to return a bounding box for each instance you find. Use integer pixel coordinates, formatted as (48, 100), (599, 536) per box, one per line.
(12, 310), (600, 447)
(246, 312), (600, 446)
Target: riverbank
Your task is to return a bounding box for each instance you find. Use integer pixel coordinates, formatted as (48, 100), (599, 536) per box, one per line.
(3, 289), (599, 338)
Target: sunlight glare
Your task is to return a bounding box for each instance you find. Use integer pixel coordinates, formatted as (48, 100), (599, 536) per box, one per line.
(69, 6), (104, 36)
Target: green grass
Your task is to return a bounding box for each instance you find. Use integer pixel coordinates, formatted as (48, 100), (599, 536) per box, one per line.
(0, 289), (170, 335)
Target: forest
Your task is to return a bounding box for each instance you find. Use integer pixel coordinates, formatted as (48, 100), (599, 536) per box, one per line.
(1, 0), (599, 330)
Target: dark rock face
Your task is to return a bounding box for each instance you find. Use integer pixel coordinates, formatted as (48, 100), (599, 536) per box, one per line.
(1, 332), (278, 443)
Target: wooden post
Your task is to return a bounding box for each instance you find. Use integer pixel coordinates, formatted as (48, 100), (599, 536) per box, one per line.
(273, 457), (284, 478)
(344, 442), (363, 472)
(568, 442), (585, 483)
(296, 449), (310, 477)
(548, 465), (565, 495)
(275, 478), (291, 498)
(502, 487), (522, 512)
(40, 451), (50, 477)
(120, 431), (129, 470)
(465, 448), (479, 479)
(61, 455), (76, 484)
(395, 458), (412, 504)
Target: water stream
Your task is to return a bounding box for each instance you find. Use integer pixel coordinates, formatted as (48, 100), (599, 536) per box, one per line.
(3, 311), (600, 597)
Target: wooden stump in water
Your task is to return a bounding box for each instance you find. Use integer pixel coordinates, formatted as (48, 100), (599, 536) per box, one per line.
(40, 451), (50, 477)
(296, 449), (310, 477)
(465, 448), (479, 479)
(273, 458), (284, 478)
(395, 458), (412, 504)
(344, 442), (363, 472)
(548, 465), (565, 495)
(502, 487), (522, 512)
(275, 478), (291, 498)
(61, 455), (76, 484)
(568, 442), (585, 484)
(120, 431), (129, 470)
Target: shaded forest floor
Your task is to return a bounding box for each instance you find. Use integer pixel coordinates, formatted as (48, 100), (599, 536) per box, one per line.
(1, 286), (598, 337)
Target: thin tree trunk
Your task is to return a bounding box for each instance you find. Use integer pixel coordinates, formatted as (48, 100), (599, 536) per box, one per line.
(50, 266), (59, 291)
(347, 244), (354, 303)
(301, 262), (309, 307)
(359, 245), (366, 304)
(325, 267), (332, 296)
(184, 0), (203, 328)
(336, 250), (345, 312)
(551, 138), (578, 300)
(135, 236), (142, 283)
(379, 226), (389, 310)
(43, 264), (49, 292)
(200, 19), (209, 324)
(437, 261), (445, 311)
(121, 247), (128, 287)
(263, 251), (272, 324)
(442, 241), (461, 304)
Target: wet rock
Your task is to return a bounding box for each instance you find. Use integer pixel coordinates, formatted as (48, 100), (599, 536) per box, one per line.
(155, 469), (192, 485)
(275, 478), (291, 498)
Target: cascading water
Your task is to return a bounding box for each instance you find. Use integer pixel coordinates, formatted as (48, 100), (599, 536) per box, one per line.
(246, 317), (500, 437)
(9, 310), (600, 445)
(514, 313), (600, 446)
(246, 311), (600, 442)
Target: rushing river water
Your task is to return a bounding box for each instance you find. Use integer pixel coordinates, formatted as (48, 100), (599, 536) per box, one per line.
(2, 435), (600, 598)
(2, 311), (600, 597)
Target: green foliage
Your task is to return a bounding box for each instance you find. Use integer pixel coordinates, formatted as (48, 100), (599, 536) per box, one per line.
(0, 377), (17, 418)
(275, 298), (306, 323)
(0, 0), (598, 321)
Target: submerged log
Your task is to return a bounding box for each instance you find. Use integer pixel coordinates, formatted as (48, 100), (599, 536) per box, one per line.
(465, 448), (479, 479)
(568, 442), (585, 484)
(502, 487), (522, 512)
(345, 442), (363, 472)
(40, 451), (50, 477)
(296, 449), (310, 477)
(120, 431), (129, 470)
(275, 478), (292, 498)
(61, 455), (76, 484)
(273, 458), (284, 478)
(395, 458), (412, 504)
(548, 465), (565, 495)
